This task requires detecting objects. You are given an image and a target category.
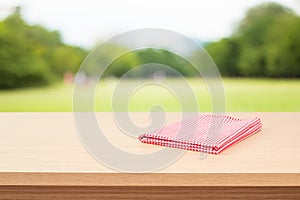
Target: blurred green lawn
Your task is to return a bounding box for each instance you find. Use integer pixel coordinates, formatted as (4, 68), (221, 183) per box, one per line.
(0, 78), (299, 112)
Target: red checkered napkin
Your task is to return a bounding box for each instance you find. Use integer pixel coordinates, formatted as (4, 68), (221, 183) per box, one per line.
(138, 114), (262, 154)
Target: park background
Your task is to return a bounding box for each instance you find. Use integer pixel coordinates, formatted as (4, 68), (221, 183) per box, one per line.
(0, 0), (299, 112)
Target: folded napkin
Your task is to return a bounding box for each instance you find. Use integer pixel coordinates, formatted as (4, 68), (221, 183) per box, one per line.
(138, 114), (262, 154)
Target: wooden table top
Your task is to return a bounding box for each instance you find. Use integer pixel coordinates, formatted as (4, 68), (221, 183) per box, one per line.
(0, 112), (300, 187)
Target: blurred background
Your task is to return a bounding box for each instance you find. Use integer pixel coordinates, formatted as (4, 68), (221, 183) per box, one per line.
(0, 0), (299, 111)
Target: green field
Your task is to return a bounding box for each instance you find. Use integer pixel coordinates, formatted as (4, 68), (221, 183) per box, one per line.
(0, 78), (299, 112)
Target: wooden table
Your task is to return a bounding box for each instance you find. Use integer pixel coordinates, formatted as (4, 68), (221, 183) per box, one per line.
(0, 112), (300, 199)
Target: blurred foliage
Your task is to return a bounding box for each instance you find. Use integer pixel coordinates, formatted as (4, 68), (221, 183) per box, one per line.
(205, 38), (240, 76)
(1, 2), (300, 90)
(265, 15), (300, 77)
(106, 48), (197, 78)
(0, 7), (87, 88)
(206, 2), (300, 77)
(134, 48), (197, 77)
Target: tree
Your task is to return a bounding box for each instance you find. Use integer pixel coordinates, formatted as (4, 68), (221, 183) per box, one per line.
(135, 48), (197, 77)
(0, 7), (87, 88)
(50, 45), (86, 76)
(235, 2), (294, 76)
(0, 11), (53, 88)
(205, 38), (240, 76)
(265, 15), (300, 77)
(205, 2), (300, 77)
(103, 48), (197, 78)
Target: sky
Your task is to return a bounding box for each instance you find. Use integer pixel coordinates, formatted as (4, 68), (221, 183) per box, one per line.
(1, 0), (300, 48)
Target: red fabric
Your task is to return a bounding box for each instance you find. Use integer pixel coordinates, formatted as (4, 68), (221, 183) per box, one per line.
(138, 114), (262, 154)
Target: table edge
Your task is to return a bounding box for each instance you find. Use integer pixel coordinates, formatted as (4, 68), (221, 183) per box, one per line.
(1, 172), (299, 187)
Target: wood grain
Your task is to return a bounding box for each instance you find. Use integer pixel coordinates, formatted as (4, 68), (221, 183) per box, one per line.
(1, 186), (300, 200)
(1, 172), (300, 186)
(0, 112), (299, 199)
(1, 112), (300, 173)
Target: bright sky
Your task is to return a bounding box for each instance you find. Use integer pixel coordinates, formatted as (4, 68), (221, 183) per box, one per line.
(1, 0), (300, 48)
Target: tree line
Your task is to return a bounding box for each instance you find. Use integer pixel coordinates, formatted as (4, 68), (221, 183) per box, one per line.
(101, 2), (300, 79)
(0, 2), (299, 89)
(0, 7), (87, 88)
(206, 2), (300, 77)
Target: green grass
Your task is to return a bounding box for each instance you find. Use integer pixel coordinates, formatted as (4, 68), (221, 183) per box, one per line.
(0, 78), (299, 112)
